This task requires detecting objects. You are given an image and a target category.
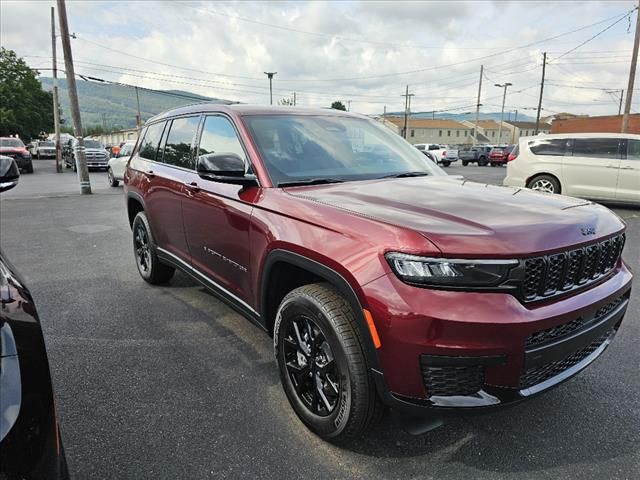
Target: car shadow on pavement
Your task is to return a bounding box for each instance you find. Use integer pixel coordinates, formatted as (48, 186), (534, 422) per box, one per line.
(337, 387), (637, 472)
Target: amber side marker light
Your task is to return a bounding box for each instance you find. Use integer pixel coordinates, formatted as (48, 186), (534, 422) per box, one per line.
(363, 309), (382, 349)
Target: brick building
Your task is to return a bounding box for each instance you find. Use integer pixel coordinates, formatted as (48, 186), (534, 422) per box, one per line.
(550, 114), (640, 134)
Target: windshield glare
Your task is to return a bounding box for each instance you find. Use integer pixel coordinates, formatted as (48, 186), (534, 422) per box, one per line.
(244, 115), (445, 186)
(1, 138), (24, 148)
(83, 140), (103, 149)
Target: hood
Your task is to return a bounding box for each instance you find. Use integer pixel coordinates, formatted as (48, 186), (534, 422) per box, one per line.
(285, 176), (625, 256)
(0, 147), (28, 155)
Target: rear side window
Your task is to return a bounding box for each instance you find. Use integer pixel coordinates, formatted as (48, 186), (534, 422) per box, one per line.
(139, 122), (166, 161)
(572, 138), (621, 159)
(627, 139), (640, 160)
(428, 145), (440, 151)
(161, 116), (200, 169)
(529, 138), (568, 156)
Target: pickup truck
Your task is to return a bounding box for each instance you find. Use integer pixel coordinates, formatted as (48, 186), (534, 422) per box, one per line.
(459, 145), (493, 166)
(414, 143), (458, 167)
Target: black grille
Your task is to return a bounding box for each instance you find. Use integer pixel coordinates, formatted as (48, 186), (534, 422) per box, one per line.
(520, 332), (611, 389)
(421, 363), (484, 397)
(522, 234), (625, 301)
(526, 295), (626, 348)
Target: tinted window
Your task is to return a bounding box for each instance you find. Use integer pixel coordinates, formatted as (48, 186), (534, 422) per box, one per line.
(428, 145), (439, 150)
(529, 138), (568, 156)
(415, 144), (425, 150)
(161, 116), (199, 169)
(572, 138), (620, 159)
(198, 116), (247, 161)
(0, 138), (24, 147)
(40, 141), (54, 147)
(139, 122), (166, 160)
(627, 139), (640, 160)
(84, 140), (103, 149)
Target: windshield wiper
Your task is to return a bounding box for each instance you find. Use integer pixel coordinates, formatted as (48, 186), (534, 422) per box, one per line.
(278, 178), (345, 187)
(378, 171), (430, 179)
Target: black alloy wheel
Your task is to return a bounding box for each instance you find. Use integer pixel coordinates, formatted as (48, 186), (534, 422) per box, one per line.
(134, 222), (152, 276)
(282, 314), (340, 417)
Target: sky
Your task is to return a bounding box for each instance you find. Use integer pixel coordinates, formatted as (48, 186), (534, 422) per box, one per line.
(1, 0), (638, 118)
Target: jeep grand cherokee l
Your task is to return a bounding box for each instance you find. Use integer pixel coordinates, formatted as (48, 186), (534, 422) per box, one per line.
(123, 105), (632, 440)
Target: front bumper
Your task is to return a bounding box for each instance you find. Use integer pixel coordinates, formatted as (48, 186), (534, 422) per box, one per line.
(364, 262), (632, 414)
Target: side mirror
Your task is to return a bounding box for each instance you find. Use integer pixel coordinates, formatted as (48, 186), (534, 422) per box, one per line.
(196, 152), (257, 186)
(0, 157), (20, 193)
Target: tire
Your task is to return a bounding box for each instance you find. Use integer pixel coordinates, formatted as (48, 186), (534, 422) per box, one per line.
(107, 168), (119, 187)
(490, 163), (496, 167)
(132, 211), (175, 284)
(462, 161), (468, 166)
(442, 161), (451, 167)
(478, 156), (487, 166)
(274, 283), (383, 441)
(527, 174), (561, 194)
(72, 158), (77, 172)
(25, 162), (34, 174)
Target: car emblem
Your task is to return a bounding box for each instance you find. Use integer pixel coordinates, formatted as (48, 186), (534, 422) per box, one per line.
(580, 226), (596, 236)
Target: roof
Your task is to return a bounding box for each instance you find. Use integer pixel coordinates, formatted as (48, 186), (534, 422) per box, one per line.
(475, 120), (502, 129)
(147, 103), (362, 124)
(526, 132), (640, 139)
(384, 117), (468, 129)
(508, 121), (551, 130)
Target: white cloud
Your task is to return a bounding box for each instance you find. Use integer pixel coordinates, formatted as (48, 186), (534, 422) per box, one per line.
(1, 0), (637, 117)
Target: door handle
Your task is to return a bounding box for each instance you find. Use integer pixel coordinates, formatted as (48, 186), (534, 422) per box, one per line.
(184, 181), (200, 193)
(145, 169), (155, 178)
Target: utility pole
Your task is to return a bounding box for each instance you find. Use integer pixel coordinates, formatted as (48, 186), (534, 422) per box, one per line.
(511, 109), (518, 144)
(622, 3), (640, 133)
(401, 85), (414, 139)
(57, 0), (91, 194)
(50, 6), (63, 173)
(474, 65), (483, 145)
(293, 91), (296, 106)
(347, 100), (351, 111)
(535, 52), (547, 135)
(495, 82), (512, 143)
(264, 72), (277, 105)
(619, 89), (624, 116)
(135, 86), (142, 133)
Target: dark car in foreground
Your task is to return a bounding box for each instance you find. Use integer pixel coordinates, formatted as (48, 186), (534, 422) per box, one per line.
(0, 157), (69, 479)
(123, 105), (632, 440)
(0, 137), (33, 173)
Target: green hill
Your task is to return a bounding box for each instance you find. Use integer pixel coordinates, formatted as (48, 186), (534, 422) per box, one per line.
(39, 77), (230, 131)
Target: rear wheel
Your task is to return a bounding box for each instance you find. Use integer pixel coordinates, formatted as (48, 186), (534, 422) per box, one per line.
(442, 160), (451, 167)
(274, 283), (383, 441)
(462, 161), (468, 166)
(527, 174), (561, 194)
(132, 211), (175, 284)
(107, 168), (119, 187)
(25, 162), (34, 174)
(478, 156), (487, 166)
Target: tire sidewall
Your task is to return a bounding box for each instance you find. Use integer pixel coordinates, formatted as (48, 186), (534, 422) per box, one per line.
(132, 212), (154, 281)
(274, 295), (353, 438)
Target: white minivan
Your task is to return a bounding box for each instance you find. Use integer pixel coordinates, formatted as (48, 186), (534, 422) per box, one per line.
(504, 133), (639, 205)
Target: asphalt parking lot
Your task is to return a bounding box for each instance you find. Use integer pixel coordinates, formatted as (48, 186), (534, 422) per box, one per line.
(1, 159), (639, 479)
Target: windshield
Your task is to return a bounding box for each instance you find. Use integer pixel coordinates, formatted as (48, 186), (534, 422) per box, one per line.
(40, 141), (54, 147)
(243, 115), (445, 186)
(83, 140), (103, 149)
(0, 138), (24, 148)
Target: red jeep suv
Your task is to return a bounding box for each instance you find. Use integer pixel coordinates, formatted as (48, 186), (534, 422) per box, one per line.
(124, 105), (632, 440)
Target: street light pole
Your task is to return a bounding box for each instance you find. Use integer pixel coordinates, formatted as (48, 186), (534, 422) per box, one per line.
(264, 72), (277, 105)
(51, 6), (63, 173)
(495, 82), (512, 143)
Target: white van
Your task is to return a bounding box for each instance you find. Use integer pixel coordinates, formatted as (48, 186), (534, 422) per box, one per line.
(504, 133), (639, 205)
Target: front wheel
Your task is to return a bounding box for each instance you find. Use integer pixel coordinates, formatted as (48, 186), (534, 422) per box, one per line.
(132, 211), (175, 284)
(441, 160), (451, 167)
(274, 283), (383, 441)
(462, 161), (469, 166)
(107, 168), (119, 187)
(527, 174), (561, 194)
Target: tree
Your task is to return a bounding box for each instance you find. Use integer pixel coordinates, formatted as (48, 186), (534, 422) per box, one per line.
(278, 95), (295, 106)
(331, 101), (346, 111)
(0, 48), (54, 140)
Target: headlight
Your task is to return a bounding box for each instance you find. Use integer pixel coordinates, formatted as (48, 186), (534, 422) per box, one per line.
(385, 253), (517, 287)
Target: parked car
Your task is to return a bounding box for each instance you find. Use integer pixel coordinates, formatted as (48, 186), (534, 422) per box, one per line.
(414, 143), (457, 166)
(63, 138), (110, 171)
(0, 157), (69, 479)
(504, 133), (639, 205)
(33, 140), (56, 159)
(124, 105), (631, 441)
(488, 145), (514, 166)
(107, 141), (136, 187)
(0, 137), (33, 173)
(459, 145), (492, 166)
